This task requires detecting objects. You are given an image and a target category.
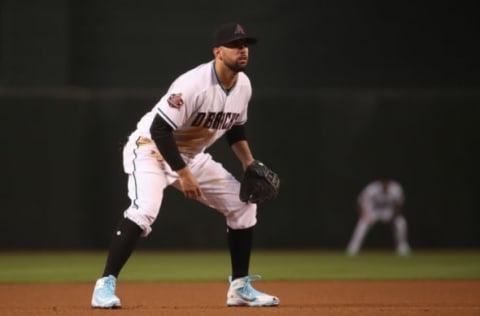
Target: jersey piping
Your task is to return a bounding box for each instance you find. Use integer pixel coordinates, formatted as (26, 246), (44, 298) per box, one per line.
(156, 108), (178, 129)
(213, 62), (237, 96)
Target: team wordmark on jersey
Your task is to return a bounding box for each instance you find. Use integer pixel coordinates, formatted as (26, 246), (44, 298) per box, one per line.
(167, 93), (184, 108)
(191, 112), (240, 130)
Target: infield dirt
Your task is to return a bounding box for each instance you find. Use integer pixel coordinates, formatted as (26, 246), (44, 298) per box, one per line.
(1, 280), (479, 316)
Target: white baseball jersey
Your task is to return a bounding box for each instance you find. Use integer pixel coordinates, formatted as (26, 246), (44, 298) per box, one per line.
(129, 60), (251, 157)
(122, 60), (257, 236)
(347, 179), (411, 255)
(357, 180), (404, 222)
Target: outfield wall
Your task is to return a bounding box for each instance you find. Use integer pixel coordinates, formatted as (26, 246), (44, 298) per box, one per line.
(2, 89), (479, 249)
(1, 0), (479, 249)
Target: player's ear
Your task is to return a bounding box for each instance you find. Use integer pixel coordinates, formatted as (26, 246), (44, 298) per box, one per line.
(213, 47), (221, 57)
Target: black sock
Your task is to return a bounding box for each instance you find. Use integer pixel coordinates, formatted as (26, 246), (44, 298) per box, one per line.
(102, 217), (142, 278)
(227, 226), (253, 280)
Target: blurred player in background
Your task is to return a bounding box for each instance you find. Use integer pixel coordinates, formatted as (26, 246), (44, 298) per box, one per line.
(346, 178), (411, 256)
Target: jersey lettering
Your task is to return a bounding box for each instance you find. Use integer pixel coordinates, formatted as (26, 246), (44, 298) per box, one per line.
(203, 112), (217, 128)
(212, 112), (225, 129)
(191, 112), (206, 126)
(191, 112), (240, 130)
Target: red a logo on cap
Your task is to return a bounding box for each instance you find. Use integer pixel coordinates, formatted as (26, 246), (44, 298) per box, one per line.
(235, 24), (245, 35)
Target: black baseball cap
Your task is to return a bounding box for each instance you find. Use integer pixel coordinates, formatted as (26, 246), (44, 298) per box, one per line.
(212, 22), (258, 47)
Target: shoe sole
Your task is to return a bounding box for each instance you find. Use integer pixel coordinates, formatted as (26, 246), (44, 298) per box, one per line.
(92, 305), (122, 309)
(91, 300), (122, 309)
(227, 303), (279, 307)
(227, 299), (279, 307)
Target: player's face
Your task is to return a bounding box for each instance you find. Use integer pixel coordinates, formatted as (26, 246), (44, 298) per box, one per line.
(380, 180), (390, 192)
(218, 40), (250, 72)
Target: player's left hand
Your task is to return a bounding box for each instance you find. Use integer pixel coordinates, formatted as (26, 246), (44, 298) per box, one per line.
(240, 160), (280, 203)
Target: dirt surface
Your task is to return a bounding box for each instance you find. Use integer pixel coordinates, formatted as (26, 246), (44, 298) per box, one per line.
(1, 280), (479, 316)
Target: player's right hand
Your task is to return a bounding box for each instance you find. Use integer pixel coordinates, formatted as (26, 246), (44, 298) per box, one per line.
(176, 167), (203, 199)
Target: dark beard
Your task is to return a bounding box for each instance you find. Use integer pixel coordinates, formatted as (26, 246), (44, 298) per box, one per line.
(225, 60), (247, 73)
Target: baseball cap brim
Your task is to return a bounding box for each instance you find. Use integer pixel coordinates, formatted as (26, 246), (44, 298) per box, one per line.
(214, 37), (258, 47)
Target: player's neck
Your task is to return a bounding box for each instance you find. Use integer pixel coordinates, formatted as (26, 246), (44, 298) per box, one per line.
(214, 62), (238, 91)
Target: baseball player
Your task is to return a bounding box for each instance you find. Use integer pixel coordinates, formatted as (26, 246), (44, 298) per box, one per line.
(346, 178), (411, 256)
(91, 22), (279, 308)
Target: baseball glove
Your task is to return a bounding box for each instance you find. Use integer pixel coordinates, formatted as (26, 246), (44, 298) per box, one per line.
(240, 160), (280, 203)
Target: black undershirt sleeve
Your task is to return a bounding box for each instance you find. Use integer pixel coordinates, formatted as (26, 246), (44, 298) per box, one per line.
(150, 114), (186, 171)
(225, 124), (247, 146)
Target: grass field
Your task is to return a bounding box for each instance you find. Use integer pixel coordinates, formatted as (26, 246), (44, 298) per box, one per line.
(0, 249), (479, 283)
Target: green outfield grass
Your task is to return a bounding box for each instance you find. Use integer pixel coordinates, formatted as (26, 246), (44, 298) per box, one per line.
(0, 249), (479, 283)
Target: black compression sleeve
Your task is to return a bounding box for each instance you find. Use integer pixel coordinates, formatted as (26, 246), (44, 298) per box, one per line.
(225, 124), (247, 146)
(227, 226), (253, 279)
(150, 114), (186, 171)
